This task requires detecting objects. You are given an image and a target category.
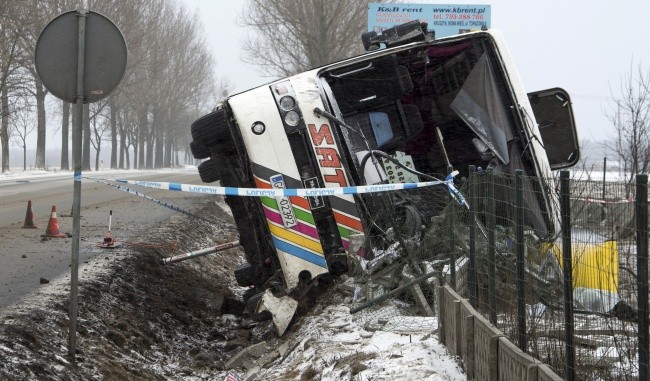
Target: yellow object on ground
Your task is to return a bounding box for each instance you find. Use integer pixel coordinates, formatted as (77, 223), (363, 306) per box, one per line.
(548, 239), (618, 293)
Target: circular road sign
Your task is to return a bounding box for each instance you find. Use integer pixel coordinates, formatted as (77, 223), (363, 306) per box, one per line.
(35, 10), (127, 103)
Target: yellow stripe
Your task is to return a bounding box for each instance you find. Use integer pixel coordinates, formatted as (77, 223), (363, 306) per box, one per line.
(268, 223), (324, 255)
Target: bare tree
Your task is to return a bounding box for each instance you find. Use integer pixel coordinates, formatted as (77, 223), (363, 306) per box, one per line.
(91, 0), (216, 170)
(156, 6), (215, 168)
(9, 96), (35, 171)
(2, 0), (218, 173)
(238, 0), (386, 78)
(61, 100), (70, 170)
(0, 0), (29, 172)
(6, 1), (78, 171)
(87, 0), (151, 169)
(89, 102), (110, 171)
(82, 103), (91, 170)
(606, 61), (650, 189)
(16, 1), (67, 170)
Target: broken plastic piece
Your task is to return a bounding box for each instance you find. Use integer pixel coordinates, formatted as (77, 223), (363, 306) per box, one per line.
(256, 290), (299, 336)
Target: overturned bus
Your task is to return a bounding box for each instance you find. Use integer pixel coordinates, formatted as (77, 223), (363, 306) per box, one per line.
(189, 21), (579, 327)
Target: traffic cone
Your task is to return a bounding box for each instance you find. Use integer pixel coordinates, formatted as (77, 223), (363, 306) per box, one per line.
(41, 206), (66, 238)
(21, 200), (38, 229)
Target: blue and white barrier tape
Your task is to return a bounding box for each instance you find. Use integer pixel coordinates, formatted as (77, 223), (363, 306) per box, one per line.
(86, 171), (466, 205)
(84, 177), (235, 229)
(446, 171), (469, 208)
(84, 172), (469, 208)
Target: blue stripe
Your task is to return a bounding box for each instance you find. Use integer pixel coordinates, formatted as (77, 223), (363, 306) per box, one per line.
(271, 237), (328, 268)
(169, 182), (182, 191)
(225, 187), (239, 196)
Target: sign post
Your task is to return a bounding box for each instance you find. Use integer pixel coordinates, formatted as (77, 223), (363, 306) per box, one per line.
(69, 9), (86, 360)
(35, 9), (127, 361)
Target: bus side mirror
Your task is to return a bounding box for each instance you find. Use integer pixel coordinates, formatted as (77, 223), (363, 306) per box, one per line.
(528, 88), (580, 170)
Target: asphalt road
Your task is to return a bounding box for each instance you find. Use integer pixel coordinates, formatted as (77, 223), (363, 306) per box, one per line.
(0, 168), (206, 309)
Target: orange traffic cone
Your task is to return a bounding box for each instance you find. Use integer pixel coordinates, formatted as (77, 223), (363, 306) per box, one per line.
(21, 200), (38, 229)
(41, 206), (66, 238)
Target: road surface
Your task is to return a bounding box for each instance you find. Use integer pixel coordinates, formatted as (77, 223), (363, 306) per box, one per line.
(0, 168), (206, 309)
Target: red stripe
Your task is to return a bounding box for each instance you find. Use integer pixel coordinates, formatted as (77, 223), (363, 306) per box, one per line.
(333, 211), (363, 232)
(254, 177), (271, 188)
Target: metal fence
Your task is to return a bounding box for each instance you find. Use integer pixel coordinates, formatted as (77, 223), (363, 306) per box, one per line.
(348, 169), (648, 381)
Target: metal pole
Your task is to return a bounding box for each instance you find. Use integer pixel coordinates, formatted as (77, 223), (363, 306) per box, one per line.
(487, 168), (496, 326)
(68, 9), (86, 361)
(448, 165), (456, 289)
(515, 170), (526, 352)
(602, 157), (607, 221)
(637, 174), (649, 381)
(602, 157), (607, 199)
(560, 170), (575, 381)
(469, 165), (477, 307)
(350, 270), (438, 314)
(162, 241), (241, 265)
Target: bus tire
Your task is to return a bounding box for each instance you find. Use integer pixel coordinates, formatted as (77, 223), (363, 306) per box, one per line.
(191, 109), (230, 148)
(190, 141), (210, 160)
(198, 158), (220, 183)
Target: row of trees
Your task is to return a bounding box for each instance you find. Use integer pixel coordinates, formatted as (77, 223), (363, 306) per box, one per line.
(0, 0), (381, 173)
(0, 0), (221, 172)
(0, 0), (388, 173)
(2, 0), (648, 179)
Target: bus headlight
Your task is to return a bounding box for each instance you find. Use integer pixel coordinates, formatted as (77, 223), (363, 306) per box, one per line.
(284, 111), (300, 126)
(279, 96), (296, 111)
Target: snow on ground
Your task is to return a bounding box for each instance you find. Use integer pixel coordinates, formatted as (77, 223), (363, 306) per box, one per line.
(0, 165), (198, 183)
(0, 171), (467, 381)
(246, 300), (465, 381)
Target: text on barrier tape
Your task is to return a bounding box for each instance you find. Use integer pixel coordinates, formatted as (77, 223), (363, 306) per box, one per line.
(84, 175), (468, 206)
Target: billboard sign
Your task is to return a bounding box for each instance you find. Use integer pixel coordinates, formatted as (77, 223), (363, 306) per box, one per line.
(368, 3), (491, 39)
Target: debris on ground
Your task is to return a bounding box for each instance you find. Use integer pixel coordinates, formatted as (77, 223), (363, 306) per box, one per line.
(0, 196), (464, 380)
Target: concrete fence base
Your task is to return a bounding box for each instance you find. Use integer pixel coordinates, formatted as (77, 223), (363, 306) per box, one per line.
(438, 285), (563, 381)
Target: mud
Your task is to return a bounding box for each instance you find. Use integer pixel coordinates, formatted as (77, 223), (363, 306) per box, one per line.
(0, 196), (268, 380)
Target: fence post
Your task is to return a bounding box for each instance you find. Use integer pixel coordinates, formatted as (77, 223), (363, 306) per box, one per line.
(469, 165), (477, 308)
(515, 170), (526, 352)
(487, 167), (497, 326)
(560, 170), (575, 381)
(637, 174), (649, 381)
(448, 165), (456, 289)
(602, 157), (607, 221)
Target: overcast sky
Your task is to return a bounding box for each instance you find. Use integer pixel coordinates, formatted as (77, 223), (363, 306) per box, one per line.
(182, 0), (650, 144)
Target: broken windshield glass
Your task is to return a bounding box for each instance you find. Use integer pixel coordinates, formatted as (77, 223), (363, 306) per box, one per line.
(451, 52), (513, 165)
